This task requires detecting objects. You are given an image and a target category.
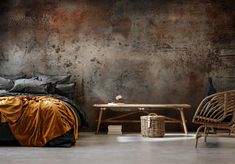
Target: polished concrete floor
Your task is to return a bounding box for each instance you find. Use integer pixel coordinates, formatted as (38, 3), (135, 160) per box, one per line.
(0, 133), (235, 164)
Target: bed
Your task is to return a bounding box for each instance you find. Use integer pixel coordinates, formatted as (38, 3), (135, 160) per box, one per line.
(0, 74), (87, 147)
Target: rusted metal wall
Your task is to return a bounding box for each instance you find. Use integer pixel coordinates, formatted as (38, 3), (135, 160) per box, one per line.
(0, 0), (234, 132)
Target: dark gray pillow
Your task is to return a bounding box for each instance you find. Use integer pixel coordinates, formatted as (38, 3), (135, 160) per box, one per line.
(10, 78), (48, 94)
(0, 77), (14, 90)
(55, 83), (75, 99)
(34, 74), (71, 84)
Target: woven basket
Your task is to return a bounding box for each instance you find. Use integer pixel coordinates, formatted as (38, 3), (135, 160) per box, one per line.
(140, 113), (165, 137)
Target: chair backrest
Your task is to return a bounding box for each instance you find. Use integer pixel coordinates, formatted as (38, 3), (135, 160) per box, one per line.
(193, 90), (235, 124)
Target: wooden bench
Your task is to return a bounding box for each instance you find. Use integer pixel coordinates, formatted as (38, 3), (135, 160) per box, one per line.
(93, 103), (191, 135)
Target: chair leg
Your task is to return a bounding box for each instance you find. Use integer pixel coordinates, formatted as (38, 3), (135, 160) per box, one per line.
(204, 126), (208, 142)
(195, 125), (204, 148)
(211, 127), (216, 134)
(228, 130), (231, 136)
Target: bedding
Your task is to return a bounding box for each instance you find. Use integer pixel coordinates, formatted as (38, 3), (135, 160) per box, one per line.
(0, 90), (7, 94)
(1, 74), (26, 80)
(0, 77), (14, 90)
(10, 78), (48, 93)
(54, 83), (76, 99)
(0, 74), (26, 91)
(33, 74), (71, 84)
(0, 92), (87, 147)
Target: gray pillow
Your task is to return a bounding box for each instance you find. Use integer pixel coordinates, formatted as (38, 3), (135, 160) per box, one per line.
(34, 74), (71, 84)
(0, 77), (14, 90)
(0, 90), (8, 94)
(1, 74), (26, 80)
(10, 78), (48, 94)
(55, 83), (75, 99)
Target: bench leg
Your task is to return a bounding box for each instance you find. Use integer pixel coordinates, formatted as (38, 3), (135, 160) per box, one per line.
(96, 108), (104, 134)
(179, 109), (188, 135)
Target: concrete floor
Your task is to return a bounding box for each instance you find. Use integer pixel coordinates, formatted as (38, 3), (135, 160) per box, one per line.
(0, 133), (235, 164)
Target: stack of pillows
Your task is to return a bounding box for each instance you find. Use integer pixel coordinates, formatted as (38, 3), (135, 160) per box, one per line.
(0, 74), (75, 99)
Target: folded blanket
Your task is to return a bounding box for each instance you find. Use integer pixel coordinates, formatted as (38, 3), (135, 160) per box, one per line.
(0, 96), (78, 146)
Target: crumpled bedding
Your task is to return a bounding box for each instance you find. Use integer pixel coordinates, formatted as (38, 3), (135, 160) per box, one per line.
(0, 92), (88, 128)
(0, 96), (78, 146)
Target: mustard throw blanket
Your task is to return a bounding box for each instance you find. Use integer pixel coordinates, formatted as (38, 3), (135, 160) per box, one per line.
(0, 96), (78, 146)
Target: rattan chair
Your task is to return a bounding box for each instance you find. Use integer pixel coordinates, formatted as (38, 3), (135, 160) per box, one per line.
(192, 90), (235, 148)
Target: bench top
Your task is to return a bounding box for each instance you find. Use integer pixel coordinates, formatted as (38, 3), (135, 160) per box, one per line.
(93, 103), (191, 109)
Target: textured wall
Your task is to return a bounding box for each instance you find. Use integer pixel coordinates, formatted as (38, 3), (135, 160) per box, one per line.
(0, 0), (235, 132)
